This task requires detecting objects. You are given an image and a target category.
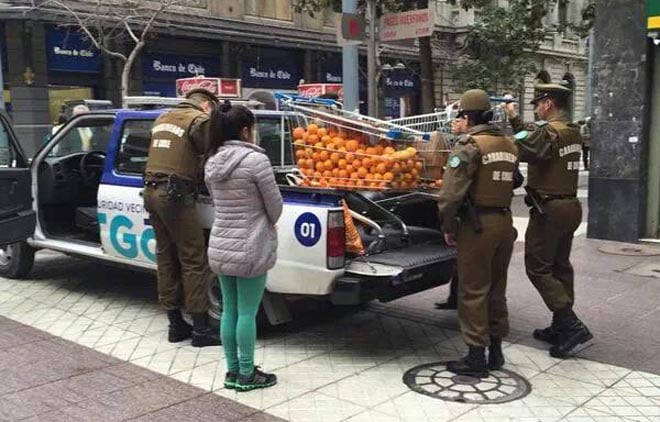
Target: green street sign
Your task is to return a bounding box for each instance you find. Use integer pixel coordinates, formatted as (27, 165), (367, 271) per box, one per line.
(649, 0), (660, 30)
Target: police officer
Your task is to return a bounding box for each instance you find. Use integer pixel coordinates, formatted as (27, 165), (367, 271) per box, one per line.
(503, 83), (592, 358)
(438, 89), (518, 378)
(143, 88), (221, 347)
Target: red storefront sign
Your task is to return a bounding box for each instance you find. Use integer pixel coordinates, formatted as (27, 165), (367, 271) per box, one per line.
(298, 83), (343, 99)
(175, 77), (242, 98)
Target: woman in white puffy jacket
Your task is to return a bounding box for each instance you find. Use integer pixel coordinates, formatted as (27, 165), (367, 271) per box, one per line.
(205, 101), (283, 392)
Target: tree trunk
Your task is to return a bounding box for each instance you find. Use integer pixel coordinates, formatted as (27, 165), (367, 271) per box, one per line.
(121, 41), (144, 107)
(418, 36), (435, 113)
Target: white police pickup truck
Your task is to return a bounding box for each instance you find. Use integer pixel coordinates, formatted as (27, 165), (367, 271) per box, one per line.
(0, 107), (455, 325)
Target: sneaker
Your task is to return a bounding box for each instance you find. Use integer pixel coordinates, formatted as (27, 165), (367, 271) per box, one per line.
(224, 371), (238, 389)
(236, 367), (277, 392)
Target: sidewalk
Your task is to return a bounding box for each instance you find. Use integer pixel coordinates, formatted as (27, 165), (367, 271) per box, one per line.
(0, 235), (659, 421)
(0, 317), (282, 421)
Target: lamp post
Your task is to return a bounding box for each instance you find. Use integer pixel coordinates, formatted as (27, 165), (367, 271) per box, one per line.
(342, 0), (359, 112)
(366, 0), (378, 117)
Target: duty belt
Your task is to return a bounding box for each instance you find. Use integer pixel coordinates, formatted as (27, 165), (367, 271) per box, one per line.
(476, 206), (511, 214)
(540, 194), (577, 202)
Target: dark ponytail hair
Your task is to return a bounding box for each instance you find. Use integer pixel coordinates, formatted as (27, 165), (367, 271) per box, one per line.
(207, 100), (256, 159)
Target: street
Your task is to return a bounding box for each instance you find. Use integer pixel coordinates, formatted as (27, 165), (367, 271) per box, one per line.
(1, 170), (660, 421)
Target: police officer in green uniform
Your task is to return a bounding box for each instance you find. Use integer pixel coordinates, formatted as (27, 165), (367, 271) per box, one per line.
(143, 88), (221, 347)
(503, 83), (592, 358)
(438, 89), (518, 378)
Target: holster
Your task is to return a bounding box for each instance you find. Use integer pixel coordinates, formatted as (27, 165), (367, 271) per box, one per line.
(524, 186), (546, 215)
(166, 174), (196, 204)
(461, 195), (483, 233)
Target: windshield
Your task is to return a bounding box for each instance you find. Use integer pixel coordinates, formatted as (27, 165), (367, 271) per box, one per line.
(47, 117), (115, 158)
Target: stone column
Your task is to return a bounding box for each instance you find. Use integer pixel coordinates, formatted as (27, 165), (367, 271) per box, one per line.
(7, 21), (50, 156)
(588, 0), (648, 241)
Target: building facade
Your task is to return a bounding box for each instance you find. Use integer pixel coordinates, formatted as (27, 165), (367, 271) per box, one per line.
(0, 0), (588, 155)
(431, 0), (590, 122)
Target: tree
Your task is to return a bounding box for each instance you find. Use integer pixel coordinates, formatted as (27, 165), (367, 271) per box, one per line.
(293, 0), (437, 113)
(30, 0), (185, 106)
(449, 0), (553, 94)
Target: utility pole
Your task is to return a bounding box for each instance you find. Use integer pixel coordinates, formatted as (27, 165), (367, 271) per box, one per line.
(342, 0), (359, 112)
(366, 0), (378, 117)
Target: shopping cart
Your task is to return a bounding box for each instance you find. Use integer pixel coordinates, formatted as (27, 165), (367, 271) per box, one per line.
(275, 93), (441, 190)
(275, 93), (431, 142)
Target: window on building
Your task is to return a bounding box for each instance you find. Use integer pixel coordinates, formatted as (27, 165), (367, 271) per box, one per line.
(558, 0), (568, 30)
(115, 120), (154, 175)
(245, 0), (292, 20)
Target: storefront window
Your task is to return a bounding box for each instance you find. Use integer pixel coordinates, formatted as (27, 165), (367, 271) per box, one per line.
(245, 0), (292, 20)
(48, 86), (94, 124)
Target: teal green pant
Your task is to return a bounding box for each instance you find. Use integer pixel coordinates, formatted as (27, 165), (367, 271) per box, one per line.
(219, 274), (267, 376)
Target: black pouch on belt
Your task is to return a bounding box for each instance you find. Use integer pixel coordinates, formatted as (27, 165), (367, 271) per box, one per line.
(166, 174), (186, 203)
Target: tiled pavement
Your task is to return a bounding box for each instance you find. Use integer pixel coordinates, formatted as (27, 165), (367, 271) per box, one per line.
(1, 232), (660, 421)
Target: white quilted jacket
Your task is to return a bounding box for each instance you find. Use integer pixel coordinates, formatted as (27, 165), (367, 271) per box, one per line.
(204, 141), (283, 278)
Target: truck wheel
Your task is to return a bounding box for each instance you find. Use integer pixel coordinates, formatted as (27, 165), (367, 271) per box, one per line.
(0, 241), (35, 279)
(207, 271), (222, 329)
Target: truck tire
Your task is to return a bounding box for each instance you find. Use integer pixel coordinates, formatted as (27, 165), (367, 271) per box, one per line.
(0, 241), (35, 279)
(207, 270), (222, 329)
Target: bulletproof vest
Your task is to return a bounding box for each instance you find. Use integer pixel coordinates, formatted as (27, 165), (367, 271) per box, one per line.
(145, 107), (203, 182)
(470, 134), (518, 208)
(528, 120), (582, 196)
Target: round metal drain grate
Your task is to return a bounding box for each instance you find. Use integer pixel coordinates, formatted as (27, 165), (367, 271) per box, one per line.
(598, 244), (660, 256)
(403, 362), (531, 404)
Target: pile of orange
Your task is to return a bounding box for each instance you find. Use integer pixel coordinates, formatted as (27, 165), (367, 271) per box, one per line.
(292, 123), (426, 190)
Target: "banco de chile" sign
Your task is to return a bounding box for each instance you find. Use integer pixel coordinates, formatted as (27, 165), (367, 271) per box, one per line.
(241, 49), (303, 89)
(142, 53), (220, 79)
(46, 27), (101, 73)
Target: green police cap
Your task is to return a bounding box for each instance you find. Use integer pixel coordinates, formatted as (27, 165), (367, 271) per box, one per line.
(530, 82), (572, 105)
(185, 88), (220, 106)
(459, 89), (491, 112)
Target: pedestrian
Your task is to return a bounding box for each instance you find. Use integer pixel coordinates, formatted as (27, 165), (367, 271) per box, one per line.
(205, 101), (283, 391)
(143, 88), (221, 348)
(437, 89), (518, 378)
(503, 83), (592, 358)
(578, 117), (591, 170)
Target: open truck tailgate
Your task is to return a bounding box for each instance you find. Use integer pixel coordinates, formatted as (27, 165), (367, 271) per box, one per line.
(335, 242), (456, 305)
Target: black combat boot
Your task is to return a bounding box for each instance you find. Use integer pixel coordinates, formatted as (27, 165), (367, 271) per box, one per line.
(446, 346), (489, 378)
(488, 336), (505, 370)
(167, 309), (193, 343)
(549, 309), (593, 358)
(191, 313), (221, 347)
(434, 295), (457, 310)
(533, 313), (560, 345)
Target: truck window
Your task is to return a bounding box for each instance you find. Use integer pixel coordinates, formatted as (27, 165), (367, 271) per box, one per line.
(49, 118), (114, 157)
(0, 123), (13, 167)
(255, 116), (294, 167)
(115, 120), (153, 175)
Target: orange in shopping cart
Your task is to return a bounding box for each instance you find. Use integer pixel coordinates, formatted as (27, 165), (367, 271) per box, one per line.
(346, 140), (359, 152)
(293, 127), (305, 139)
(318, 127), (328, 137)
(357, 167), (368, 179)
(307, 123), (319, 134)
